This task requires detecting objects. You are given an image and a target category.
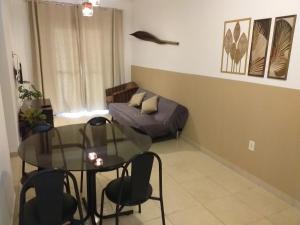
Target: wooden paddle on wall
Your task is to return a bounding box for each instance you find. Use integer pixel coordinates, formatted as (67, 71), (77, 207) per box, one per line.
(130, 31), (179, 45)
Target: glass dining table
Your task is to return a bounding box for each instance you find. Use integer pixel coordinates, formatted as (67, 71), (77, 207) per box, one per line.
(18, 122), (152, 225)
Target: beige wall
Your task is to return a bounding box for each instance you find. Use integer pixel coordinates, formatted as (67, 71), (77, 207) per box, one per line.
(0, 86), (15, 225)
(0, 0), (20, 153)
(132, 65), (300, 202)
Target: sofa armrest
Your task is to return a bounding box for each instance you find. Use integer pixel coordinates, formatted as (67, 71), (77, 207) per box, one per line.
(112, 87), (138, 103)
(105, 82), (138, 96)
(153, 98), (189, 135)
(106, 84), (125, 96)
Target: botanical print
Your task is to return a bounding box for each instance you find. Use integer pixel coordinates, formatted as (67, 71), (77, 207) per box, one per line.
(248, 18), (272, 77)
(268, 15), (297, 80)
(221, 18), (251, 75)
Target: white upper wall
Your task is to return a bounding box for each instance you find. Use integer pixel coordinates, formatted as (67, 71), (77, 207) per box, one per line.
(0, 3), (16, 223)
(0, 0), (20, 153)
(11, 0), (33, 82)
(131, 0), (300, 90)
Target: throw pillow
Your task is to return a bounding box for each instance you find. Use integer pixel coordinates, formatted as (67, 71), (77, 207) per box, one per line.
(128, 92), (145, 107)
(141, 96), (159, 114)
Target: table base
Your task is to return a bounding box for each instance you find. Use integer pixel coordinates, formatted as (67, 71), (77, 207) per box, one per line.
(82, 171), (134, 225)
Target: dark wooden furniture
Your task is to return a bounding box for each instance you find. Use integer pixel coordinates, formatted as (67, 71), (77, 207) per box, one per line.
(105, 82), (138, 105)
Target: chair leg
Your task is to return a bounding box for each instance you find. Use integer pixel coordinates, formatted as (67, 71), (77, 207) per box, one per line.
(65, 176), (71, 194)
(116, 169), (119, 178)
(80, 171), (84, 193)
(22, 160), (26, 176)
(159, 198), (166, 225)
(115, 204), (120, 225)
(138, 204), (141, 213)
(99, 189), (105, 225)
(123, 166), (129, 176)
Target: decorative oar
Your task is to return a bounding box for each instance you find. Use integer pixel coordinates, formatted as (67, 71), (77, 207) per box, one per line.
(130, 31), (179, 45)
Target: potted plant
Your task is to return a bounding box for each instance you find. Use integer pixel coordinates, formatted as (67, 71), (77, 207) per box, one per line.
(20, 108), (47, 128)
(18, 84), (42, 102)
(19, 108), (48, 139)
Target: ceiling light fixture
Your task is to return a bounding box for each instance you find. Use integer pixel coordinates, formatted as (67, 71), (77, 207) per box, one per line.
(82, 1), (93, 17)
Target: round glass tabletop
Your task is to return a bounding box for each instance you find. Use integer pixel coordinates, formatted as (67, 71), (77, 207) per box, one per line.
(18, 123), (152, 171)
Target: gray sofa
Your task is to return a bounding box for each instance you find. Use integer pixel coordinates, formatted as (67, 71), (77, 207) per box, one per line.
(109, 88), (188, 138)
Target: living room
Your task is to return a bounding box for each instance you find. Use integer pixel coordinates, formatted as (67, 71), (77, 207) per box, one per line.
(0, 0), (300, 225)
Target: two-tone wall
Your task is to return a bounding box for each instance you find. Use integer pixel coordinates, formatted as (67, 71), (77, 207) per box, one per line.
(132, 66), (300, 203)
(131, 0), (300, 203)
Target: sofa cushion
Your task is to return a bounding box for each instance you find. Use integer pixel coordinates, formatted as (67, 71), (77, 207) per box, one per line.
(128, 92), (145, 107)
(136, 88), (187, 130)
(109, 103), (170, 137)
(141, 96), (158, 114)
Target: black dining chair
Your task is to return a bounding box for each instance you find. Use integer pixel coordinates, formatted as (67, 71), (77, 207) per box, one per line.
(99, 151), (166, 225)
(21, 122), (52, 185)
(21, 123), (71, 192)
(19, 169), (84, 225)
(80, 116), (115, 193)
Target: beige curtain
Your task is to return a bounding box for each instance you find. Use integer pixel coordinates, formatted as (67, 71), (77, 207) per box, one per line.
(78, 7), (124, 111)
(30, 1), (124, 113)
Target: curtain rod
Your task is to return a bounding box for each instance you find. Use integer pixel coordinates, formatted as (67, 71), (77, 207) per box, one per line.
(26, 0), (98, 7)
(26, 0), (77, 5)
(26, 0), (118, 9)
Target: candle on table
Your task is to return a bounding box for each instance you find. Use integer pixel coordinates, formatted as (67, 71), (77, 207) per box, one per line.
(88, 152), (97, 161)
(95, 157), (103, 166)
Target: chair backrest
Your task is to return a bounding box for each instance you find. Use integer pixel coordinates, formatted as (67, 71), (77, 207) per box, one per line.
(83, 117), (112, 148)
(130, 153), (154, 202)
(87, 117), (111, 126)
(121, 152), (162, 204)
(19, 169), (81, 225)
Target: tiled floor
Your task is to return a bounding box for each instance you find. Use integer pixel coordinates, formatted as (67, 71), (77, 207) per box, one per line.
(11, 116), (300, 225)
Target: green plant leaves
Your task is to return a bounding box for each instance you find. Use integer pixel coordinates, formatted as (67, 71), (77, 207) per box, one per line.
(18, 84), (42, 101)
(20, 108), (47, 128)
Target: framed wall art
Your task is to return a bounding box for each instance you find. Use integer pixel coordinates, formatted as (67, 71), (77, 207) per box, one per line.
(221, 18), (251, 75)
(248, 18), (272, 77)
(267, 15), (297, 80)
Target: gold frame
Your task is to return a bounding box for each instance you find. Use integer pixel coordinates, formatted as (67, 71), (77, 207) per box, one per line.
(221, 18), (252, 75)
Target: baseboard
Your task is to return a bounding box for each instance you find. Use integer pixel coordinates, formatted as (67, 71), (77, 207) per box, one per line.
(181, 135), (300, 209)
(11, 191), (16, 225)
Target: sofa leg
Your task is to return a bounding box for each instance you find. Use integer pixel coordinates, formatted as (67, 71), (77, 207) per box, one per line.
(176, 130), (180, 139)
